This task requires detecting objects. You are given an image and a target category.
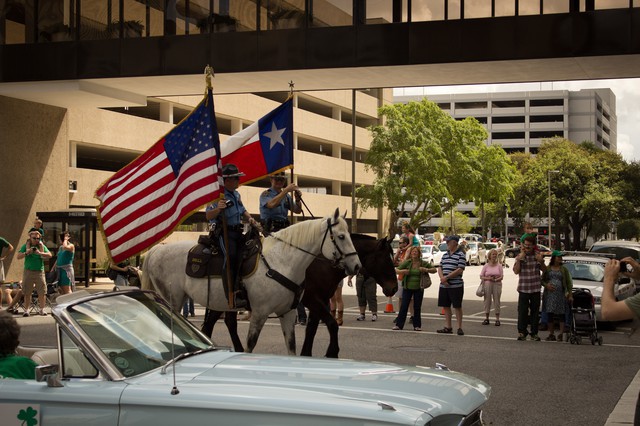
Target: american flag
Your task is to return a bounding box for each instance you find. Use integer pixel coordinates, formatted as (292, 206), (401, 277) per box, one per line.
(96, 90), (222, 263)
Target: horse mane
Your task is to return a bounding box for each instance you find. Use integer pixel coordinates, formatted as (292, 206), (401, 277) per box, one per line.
(350, 233), (376, 241)
(263, 216), (339, 253)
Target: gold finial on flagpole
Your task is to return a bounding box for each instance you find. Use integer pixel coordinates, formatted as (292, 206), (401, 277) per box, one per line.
(288, 80), (295, 99)
(205, 65), (214, 90)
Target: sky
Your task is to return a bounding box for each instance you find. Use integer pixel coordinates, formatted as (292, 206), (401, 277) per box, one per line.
(394, 78), (640, 162)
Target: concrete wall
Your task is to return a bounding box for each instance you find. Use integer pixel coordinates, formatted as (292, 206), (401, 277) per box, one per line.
(0, 96), (68, 281)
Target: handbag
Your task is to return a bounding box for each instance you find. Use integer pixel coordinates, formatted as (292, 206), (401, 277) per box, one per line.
(419, 272), (432, 289)
(476, 280), (485, 297)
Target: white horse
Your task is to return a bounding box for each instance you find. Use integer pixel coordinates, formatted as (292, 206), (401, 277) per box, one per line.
(142, 209), (361, 355)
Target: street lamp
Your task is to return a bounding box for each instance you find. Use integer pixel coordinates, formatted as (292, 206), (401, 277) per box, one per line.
(548, 170), (560, 248)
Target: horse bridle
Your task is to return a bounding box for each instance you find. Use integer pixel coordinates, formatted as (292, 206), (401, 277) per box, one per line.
(269, 217), (358, 266)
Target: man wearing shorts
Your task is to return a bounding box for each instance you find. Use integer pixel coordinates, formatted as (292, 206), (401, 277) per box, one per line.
(16, 229), (51, 316)
(437, 235), (466, 335)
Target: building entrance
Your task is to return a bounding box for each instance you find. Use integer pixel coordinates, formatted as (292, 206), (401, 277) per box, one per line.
(36, 209), (98, 288)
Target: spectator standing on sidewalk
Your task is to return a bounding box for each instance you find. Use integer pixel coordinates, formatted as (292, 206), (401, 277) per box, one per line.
(513, 235), (547, 341)
(437, 236), (466, 335)
(479, 249), (504, 326)
(602, 257), (640, 424)
(392, 236), (411, 320)
(351, 272), (378, 322)
(0, 236), (15, 302)
(541, 251), (572, 342)
(16, 229), (52, 317)
(394, 246), (436, 331)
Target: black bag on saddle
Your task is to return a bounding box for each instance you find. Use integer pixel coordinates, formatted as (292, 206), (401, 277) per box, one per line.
(185, 233), (262, 279)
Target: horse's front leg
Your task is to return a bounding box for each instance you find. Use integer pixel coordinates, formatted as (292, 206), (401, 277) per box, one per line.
(322, 305), (340, 358)
(223, 311), (245, 352)
(278, 310), (297, 356)
(201, 309), (223, 338)
(301, 309), (321, 357)
(245, 313), (270, 353)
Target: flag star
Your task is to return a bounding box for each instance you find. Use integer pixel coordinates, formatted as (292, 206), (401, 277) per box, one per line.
(264, 122), (286, 149)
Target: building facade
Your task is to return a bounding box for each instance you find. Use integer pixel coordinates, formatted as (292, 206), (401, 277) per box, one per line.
(396, 88), (617, 155)
(0, 89), (390, 283)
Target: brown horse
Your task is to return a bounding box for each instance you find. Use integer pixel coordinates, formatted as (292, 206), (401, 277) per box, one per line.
(201, 234), (397, 358)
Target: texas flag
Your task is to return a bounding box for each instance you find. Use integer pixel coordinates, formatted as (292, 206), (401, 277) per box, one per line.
(221, 99), (293, 184)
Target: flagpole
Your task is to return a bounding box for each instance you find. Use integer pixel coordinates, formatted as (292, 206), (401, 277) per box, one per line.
(206, 65), (234, 309)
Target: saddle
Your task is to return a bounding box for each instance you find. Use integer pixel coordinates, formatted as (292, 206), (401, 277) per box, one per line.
(186, 234), (261, 279)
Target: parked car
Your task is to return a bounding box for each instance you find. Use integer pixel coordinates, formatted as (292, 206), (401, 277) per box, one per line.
(421, 244), (444, 266)
(562, 253), (636, 325)
(465, 242), (488, 265)
(504, 244), (552, 258)
(460, 233), (483, 242)
(4, 289), (491, 425)
(588, 240), (640, 261)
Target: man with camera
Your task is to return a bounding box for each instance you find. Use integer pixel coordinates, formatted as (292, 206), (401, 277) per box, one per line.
(16, 229), (52, 316)
(602, 257), (640, 424)
(205, 164), (260, 309)
(259, 171), (302, 235)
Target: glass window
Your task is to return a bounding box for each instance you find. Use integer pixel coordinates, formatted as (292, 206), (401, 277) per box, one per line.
(494, 0), (516, 16)
(266, 2), (306, 30)
(312, 0), (353, 27)
(518, 0), (541, 15)
(411, 0), (446, 21)
(464, 0), (492, 18)
(60, 329), (99, 378)
(365, 0), (393, 24)
(543, 2), (570, 14)
(593, 0), (634, 10)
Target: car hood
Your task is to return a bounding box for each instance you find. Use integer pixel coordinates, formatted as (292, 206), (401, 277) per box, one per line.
(127, 351), (490, 423)
(571, 279), (602, 298)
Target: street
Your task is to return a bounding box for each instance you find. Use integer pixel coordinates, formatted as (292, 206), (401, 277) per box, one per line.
(15, 260), (640, 425)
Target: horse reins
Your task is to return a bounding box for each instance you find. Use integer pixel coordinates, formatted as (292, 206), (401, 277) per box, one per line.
(269, 217), (358, 266)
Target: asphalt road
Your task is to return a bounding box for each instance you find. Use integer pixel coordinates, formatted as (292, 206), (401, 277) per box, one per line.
(15, 261), (640, 426)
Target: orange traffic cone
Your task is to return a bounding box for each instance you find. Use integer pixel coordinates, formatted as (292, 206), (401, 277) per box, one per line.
(384, 297), (395, 313)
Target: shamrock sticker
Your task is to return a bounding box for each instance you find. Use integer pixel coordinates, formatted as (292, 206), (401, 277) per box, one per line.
(17, 406), (38, 426)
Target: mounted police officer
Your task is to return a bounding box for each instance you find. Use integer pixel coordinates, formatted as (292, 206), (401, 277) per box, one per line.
(259, 171), (306, 323)
(259, 171), (302, 235)
(205, 164), (260, 309)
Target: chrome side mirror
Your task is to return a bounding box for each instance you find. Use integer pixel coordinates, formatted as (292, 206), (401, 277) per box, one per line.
(35, 364), (64, 387)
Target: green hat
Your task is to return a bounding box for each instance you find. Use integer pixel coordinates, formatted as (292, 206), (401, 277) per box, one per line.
(551, 250), (563, 257)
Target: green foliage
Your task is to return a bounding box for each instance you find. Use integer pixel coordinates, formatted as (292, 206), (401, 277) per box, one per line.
(617, 219), (640, 240)
(357, 99), (515, 235)
(511, 137), (628, 250)
(437, 210), (472, 235)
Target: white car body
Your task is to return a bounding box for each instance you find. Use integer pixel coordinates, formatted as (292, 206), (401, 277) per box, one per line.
(421, 244), (444, 266)
(0, 289), (491, 426)
(563, 254), (637, 321)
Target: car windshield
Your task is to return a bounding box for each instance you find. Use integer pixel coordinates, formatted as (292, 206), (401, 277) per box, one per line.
(564, 261), (605, 282)
(68, 291), (211, 377)
(422, 246), (432, 254)
(591, 246), (640, 260)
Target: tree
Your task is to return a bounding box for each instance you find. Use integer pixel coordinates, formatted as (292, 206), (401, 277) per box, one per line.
(356, 100), (451, 235)
(437, 210), (472, 235)
(357, 99), (512, 236)
(512, 138), (626, 250)
(617, 219), (640, 240)
(473, 144), (517, 237)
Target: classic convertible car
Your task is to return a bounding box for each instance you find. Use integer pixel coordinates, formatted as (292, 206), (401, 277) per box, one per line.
(1, 289), (490, 425)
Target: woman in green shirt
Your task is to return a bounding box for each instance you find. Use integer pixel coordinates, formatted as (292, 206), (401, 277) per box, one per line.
(393, 246), (437, 331)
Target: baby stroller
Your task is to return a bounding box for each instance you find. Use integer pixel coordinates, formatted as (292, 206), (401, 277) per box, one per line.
(568, 288), (603, 346)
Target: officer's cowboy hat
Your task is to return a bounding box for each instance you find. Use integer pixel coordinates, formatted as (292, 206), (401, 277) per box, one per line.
(221, 164), (246, 178)
(270, 171), (287, 180)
